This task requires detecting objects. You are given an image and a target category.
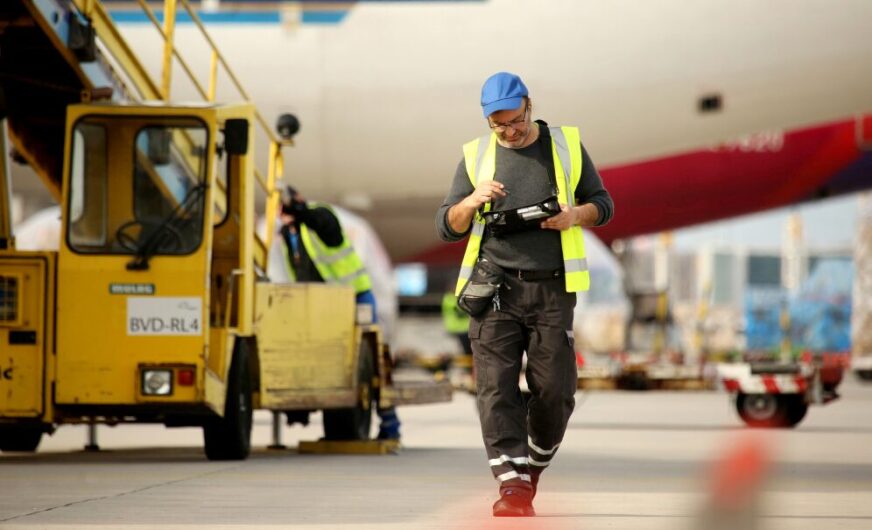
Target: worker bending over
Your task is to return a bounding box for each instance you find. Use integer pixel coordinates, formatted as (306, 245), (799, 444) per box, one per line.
(279, 186), (400, 440)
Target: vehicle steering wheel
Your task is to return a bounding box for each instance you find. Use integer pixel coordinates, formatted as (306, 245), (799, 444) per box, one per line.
(115, 220), (186, 254)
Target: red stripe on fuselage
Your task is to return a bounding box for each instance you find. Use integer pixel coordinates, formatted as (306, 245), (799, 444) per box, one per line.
(592, 117), (865, 246)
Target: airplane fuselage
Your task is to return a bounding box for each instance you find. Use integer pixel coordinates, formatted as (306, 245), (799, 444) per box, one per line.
(102, 0), (872, 259)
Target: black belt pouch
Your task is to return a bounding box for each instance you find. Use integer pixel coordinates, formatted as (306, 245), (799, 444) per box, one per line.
(457, 259), (505, 317)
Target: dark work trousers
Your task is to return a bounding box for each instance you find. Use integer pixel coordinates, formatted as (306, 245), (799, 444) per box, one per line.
(469, 274), (578, 494)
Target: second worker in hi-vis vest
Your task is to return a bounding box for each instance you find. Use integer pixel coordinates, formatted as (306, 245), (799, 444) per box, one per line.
(436, 72), (614, 517)
(278, 186), (401, 441)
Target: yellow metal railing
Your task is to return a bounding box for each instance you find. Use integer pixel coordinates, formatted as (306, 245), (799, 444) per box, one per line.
(71, 0), (288, 266)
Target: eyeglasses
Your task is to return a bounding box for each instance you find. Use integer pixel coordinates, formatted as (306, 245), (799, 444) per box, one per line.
(489, 106), (528, 133)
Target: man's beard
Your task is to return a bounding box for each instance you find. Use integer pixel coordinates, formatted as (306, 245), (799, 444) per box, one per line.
(500, 128), (530, 149)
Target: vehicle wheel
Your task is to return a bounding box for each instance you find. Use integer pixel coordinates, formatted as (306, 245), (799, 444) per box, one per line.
(782, 395), (808, 427)
(0, 426), (43, 452)
(856, 369), (872, 382)
(736, 393), (806, 428)
(203, 341), (253, 460)
(323, 340), (374, 441)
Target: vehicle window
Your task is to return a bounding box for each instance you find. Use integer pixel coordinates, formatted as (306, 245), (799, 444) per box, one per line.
(67, 116), (209, 256)
(68, 123), (108, 247)
(213, 148), (228, 226)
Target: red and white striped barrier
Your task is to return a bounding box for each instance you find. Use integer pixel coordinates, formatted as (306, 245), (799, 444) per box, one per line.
(717, 364), (813, 395)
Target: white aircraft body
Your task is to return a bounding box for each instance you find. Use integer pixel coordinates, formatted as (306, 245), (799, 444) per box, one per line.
(17, 0), (872, 259)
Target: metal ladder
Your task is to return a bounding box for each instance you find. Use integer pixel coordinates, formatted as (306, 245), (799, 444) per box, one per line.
(1, 0), (285, 266)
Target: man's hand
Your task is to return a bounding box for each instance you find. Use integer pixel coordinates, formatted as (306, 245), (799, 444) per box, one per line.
(462, 181), (507, 210)
(447, 181), (508, 234)
(542, 203), (601, 230)
(540, 205), (578, 231)
(282, 196), (311, 224)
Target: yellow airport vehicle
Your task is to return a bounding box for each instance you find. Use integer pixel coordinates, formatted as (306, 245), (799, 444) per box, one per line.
(0, 0), (450, 459)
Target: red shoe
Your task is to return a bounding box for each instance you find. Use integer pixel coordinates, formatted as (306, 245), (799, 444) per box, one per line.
(492, 489), (535, 517)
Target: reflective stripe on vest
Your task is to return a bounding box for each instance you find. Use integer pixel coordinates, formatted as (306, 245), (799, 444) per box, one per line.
(454, 133), (495, 295)
(285, 202), (372, 294)
(454, 126), (590, 294)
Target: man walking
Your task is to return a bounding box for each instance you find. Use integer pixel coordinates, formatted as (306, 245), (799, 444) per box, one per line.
(435, 72), (614, 516)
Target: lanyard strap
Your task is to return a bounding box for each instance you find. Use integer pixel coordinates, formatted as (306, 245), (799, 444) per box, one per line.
(534, 120), (560, 198)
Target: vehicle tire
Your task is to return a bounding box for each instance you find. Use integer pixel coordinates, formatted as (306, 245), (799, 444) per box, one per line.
(856, 369), (872, 382)
(203, 341), (253, 460)
(782, 395), (808, 427)
(0, 426), (43, 452)
(323, 340), (374, 441)
(736, 393), (806, 428)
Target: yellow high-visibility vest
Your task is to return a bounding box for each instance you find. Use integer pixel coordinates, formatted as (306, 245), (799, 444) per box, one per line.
(454, 126), (590, 295)
(282, 202), (372, 294)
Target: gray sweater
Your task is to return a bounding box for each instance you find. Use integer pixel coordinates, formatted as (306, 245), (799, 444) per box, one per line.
(435, 121), (614, 271)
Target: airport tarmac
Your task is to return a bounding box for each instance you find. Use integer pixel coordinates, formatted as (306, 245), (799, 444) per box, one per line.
(1, 377), (871, 530)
